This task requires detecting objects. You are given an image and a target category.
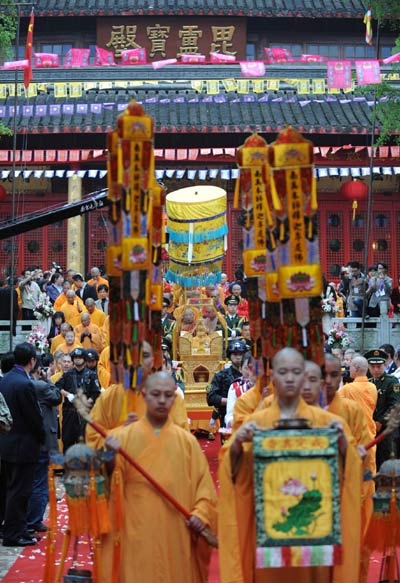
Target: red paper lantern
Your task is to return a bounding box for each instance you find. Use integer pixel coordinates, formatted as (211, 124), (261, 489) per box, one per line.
(0, 185), (7, 202)
(340, 179), (368, 220)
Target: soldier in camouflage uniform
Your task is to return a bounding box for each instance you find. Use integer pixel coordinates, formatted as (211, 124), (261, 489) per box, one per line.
(206, 339), (247, 430)
(366, 349), (400, 468)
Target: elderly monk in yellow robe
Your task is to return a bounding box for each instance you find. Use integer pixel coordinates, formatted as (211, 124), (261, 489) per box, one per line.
(51, 323), (73, 354)
(58, 329), (82, 355)
(74, 312), (104, 354)
(84, 298), (106, 328)
(102, 372), (217, 583)
(60, 289), (86, 327)
(86, 340), (189, 449)
(54, 281), (72, 311)
(218, 348), (362, 583)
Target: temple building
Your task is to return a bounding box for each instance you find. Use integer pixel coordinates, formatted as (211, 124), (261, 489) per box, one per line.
(0, 0), (399, 279)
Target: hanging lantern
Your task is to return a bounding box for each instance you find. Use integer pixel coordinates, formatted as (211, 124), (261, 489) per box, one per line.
(340, 179), (368, 220)
(0, 185), (7, 202)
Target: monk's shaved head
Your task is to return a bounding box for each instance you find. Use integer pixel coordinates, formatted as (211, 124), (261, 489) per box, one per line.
(272, 347), (305, 370)
(144, 371), (175, 391)
(350, 355), (368, 375)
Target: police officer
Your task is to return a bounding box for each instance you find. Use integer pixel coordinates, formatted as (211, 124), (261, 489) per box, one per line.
(206, 339), (247, 429)
(56, 348), (101, 452)
(366, 348), (400, 467)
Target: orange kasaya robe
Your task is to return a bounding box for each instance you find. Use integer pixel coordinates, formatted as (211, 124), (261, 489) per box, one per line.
(102, 315), (109, 347)
(218, 397), (362, 583)
(54, 292), (68, 312)
(50, 370), (63, 384)
(60, 299), (87, 328)
(50, 333), (66, 354)
(74, 322), (104, 354)
(86, 383), (190, 450)
(97, 345), (111, 389)
(87, 276), (109, 289)
(330, 390), (376, 583)
(87, 307), (106, 329)
(57, 340), (82, 355)
(339, 378), (377, 445)
(100, 416), (217, 583)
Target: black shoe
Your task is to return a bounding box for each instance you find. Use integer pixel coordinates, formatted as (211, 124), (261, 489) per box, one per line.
(3, 537), (37, 547)
(28, 522), (48, 533)
(25, 531), (41, 541)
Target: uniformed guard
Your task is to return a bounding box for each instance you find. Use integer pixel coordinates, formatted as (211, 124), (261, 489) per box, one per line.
(224, 295), (246, 338)
(56, 348), (101, 452)
(206, 339), (247, 431)
(366, 348), (400, 467)
(161, 296), (175, 343)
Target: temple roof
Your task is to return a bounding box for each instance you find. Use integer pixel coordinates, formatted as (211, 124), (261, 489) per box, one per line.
(0, 64), (396, 141)
(20, 0), (365, 18)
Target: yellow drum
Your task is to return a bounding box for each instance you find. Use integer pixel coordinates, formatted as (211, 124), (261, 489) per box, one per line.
(165, 185), (227, 287)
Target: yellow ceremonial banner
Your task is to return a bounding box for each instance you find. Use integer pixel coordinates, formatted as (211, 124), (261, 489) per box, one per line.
(69, 82), (82, 98)
(106, 245), (122, 276)
(120, 116), (152, 140)
(191, 80), (203, 92)
(266, 79), (280, 90)
(273, 143), (310, 168)
(263, 459), (333, 539)
(265, 272), (280, 303)
(262, 435), (330, 451)
(243, 250), (267, 277)
(251, 168), (267, 249)
(84, 82), (97, 91)
(222, 79), (237, 92)
(7, 84), (15, 97)
(130, 142), (143, 237)
(149, 284), (163, 311)
(286, 168), (307, 265)
(206, 80), (220, 94)
(237, 79), (249, 94)
(252, 79), (265, 93)
(122, 237), (149, 271)
(297, 80), (310, 94)
(242, 147), (269, 166)
(99, 82), (113, 89)
(0, 85), (7, 99)
(312, 79), (326, 94)
(277, 264), (323, 299)
(26, 84), (37, 97)
(54, 83), (68, 98)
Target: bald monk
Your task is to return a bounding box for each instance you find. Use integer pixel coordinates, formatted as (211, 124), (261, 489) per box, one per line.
(57, 330), (82, 355)
(74, 312), (104, 354)
(102, 372), (217, 583)
(85, 298), (106, 329)
(54, 281), (72, 311)
(60, 290), (86, 328)
(86, 341), (189, 449)
(218, 347), (362, 583)
(51, 322), (73, 354)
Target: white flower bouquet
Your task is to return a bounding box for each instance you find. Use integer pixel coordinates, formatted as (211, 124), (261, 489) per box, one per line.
(34, 292), (55, 320)
(26, 324), (50, 353)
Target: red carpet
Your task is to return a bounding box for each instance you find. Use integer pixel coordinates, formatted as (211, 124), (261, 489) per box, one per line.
(0, 435), (388, 583)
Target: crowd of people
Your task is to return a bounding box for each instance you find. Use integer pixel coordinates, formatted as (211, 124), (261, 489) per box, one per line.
(0, 262), (400, 583)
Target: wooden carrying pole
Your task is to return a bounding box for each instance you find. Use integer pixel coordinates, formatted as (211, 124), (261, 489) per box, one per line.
(83, 414), (218, 548)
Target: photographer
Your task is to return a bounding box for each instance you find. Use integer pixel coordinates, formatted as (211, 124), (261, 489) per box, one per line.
(26, 356), (61, 534)
(19, 268), (41, 320)
(368, 262), (393, 316)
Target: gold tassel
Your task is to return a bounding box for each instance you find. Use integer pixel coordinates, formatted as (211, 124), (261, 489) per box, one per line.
(311, 173), (318, 211)
(112, 470), (123, 583)
(117, 142), (123, 184)
(233, 176), (240, 209)
(308, 217), (313, 239)
(269, 172), (282, 211)
(279, 221), (285, 242)
(352, 200), (358, 221)
(55, 529), (71, 582)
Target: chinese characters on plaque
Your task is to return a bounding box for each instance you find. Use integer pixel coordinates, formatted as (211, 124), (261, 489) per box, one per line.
(97, 18), (245, 60)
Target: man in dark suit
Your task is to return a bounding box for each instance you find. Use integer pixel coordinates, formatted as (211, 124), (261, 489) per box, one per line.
(0, 342), (45, 547)
(0, 278), (19, 335)
(72, 273), (98, 302)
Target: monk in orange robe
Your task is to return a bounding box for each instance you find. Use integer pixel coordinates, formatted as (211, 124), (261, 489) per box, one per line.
(74, 312), (104, 354)
(101, 372), (217, 583)
(57, 329), (82, 355)
(218, 348), (362, 583)
(97, 345), (111, 389)
(84, 298), (106, 328)
(54, 281), (72, 311)
(51, 322), (74, 354)
(60, 290), (86, 328)
(86, 341), (189, 450)
(233, 377), (272, 432)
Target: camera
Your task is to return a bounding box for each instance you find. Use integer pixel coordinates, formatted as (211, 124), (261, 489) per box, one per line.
(51, 261), (62, 272)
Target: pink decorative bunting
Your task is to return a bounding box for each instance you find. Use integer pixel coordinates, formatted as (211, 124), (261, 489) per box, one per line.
(209, 52), (235, 63)
(240, 61), (266, 77)
(326, 61), (352, 89)
(264, 47), (294, 64)
(34, 53), (59, 68)
(120, 48), (147, 65)
(3, 59), (28, 70)
(94, 46), (115, 66)
(64, 48), (90, 68)
(300, 54), (328, 63)
(383, 52), (400, 64)
(355, 60), (381, 86)
(391, 146), (400, 157)
(180, 54), (206, 64)
(152, 59), (177, 70)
